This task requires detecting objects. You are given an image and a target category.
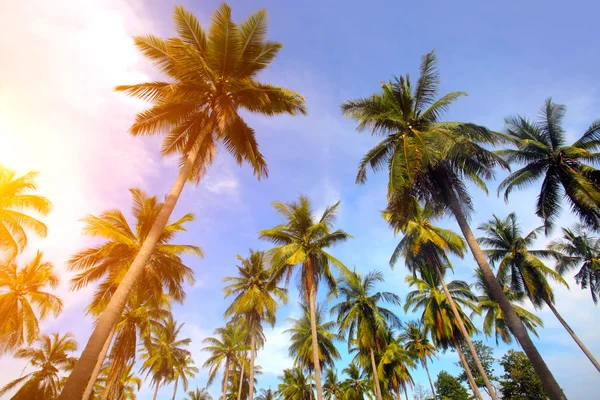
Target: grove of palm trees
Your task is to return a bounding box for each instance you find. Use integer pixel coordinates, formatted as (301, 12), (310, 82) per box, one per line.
(1, 1), (599, 399)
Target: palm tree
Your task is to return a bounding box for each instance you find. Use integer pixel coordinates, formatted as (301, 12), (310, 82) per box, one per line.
(260, 195), (350, 400)
(172, 354), (199, 400)
(203, 320), (249, 400)
(141, 315), (192, 400)
(0, 251), (63, 353)
(227, 363), (262, 400)
(343, 51), (564, 399)
(69, 189), (200, 399)
(284, 302), (342, 375)
(340, 363), (372, 400)
(384, 203), (497, 398)
(498, 99), (600, 232)
(60, 4), (306, 396)
(549, 224), (600, 304)
(399, 321), (436, 400)
(479, 213), (600, 372)
(224, 249), (287, 400)
(0, 165), (51, 256)
(323, 369), (341, 400)
(473, 269), (543, 345)
(404, 269), (481, 399)
(377, 330), (415, 400)
(0, 333), (77, 399)
(277, 367), (313, 400)
(94, 362), (141, 400)
(257, 387), (276, 400)
(332, 269), (401, 400)
(186, 387), (213, 400)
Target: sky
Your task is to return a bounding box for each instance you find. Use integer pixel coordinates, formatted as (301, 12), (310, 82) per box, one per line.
(1, 0), (599, 398)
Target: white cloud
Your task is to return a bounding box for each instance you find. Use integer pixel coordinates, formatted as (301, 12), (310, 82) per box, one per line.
(256, 324), (295, 375)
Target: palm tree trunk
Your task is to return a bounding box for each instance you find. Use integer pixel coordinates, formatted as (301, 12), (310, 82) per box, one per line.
(546, 300), (600, 372)
(237, 353), (246, 400)
(433, 260), (498, 399)
(153, 379), (161, 400)
(422, 359), (436, 399)
(222, 359), (231, 400)
(453, 337), (483, 400)
(444, 187), (567, 400)
(83, 325), (117, 400)
(248, 329), (257, 400)
(59, 146), (201, 399)
(369, 347), (383, 400)
(172, 377), (179, 400)
(308, 286), (324, 400)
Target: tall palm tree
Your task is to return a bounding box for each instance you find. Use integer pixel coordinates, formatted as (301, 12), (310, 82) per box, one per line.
(0, 251), (63, 353)
(549, 224), (600, 304)
(473, 269), (543, 345)
(203, 320), (249, 400)
(343, 51), (564, 399)
(377, 331), (415, 400)
(384, 203), (497, 398)
(284, 302), (342, 375)
(0, 333), (77, 399)
(172, 354), (199, 400)
(399, 321), (436, 400)
(186, 387), (213, 400)
(323, 369), (341, 400)
(69, 189), (200, 398)
(332, 269), (401, 400)
(60, 5), (306, 396)
(0, 165), (51, 256)
(224, 249), (287, 400)
(404, 270), (481, 399)
(479, 213), (600, 372)
(141, 315), (192, 400)
(227, 363), (262, 400)
(257, 387), (276, 400)
(277, 367), (314, 400)
(340, 363), (372, 400)
(260, 195), (350, 400)
(498, 99), (600, 232)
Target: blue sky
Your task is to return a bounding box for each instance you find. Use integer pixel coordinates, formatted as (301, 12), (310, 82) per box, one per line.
(1, 0), (600, 398)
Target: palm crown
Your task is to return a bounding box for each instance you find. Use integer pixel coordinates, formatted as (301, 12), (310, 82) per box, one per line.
(498, 98), (600, 231)
(116, 4), (306, 182)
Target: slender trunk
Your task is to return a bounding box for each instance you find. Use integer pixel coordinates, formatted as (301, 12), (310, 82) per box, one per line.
(433, 261), (498, 399)
(237, 353), (246, 400)
(172, 377), (179, 400)
(444, 187), (567, 400)
(59, 146), (200, 399)
(84, 325), (117, 400)
(369, 347), (383, 400)
(454, 337), (483, 400)
(546, 300), (600, 372)
(222, 359), (231, 400)
(308, 287), (323, 400)
(248, 329), (256, 400)
(423, 359), (436, 399)
(153, 379), (161, 400)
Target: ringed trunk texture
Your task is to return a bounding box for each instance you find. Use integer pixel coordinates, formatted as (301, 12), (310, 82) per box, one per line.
(369, 347), (383, 400)
(423, 359), (436, 399)
(153, 379), (161, 400)
(83, 325), (116, 400)
(237, 353), (246, 400)
(222, 360), (231, 400)
(172, 377), (179, 400)
(308, 287), (323, 400)
(434, 262), (498, 399)
(454, 337), (483, 400)
(445, 187), (567, 400)
(248, 330), (257, 400)
(59, 147), (200, 399)
(546, 301), (600, 372)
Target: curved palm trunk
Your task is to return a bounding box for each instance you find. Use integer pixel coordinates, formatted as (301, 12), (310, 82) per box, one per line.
(422, 359), (436, 399)
(308, 287), (324, 400)
(237, 352), (246, 400)
(248, 329), (257, 400)
(222, 359), (231, 400)
(433, 261), (498, 399)
(453, 337), (483, 400)
(445, 187), (567, 400)
(369, 347), (383, 400)
(172, 377), (179, 400)
(153, 379), (161, 400)
(59, 146), (201, 399)
(84, 325), (117, 400)
(546, 300), (600, 372)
